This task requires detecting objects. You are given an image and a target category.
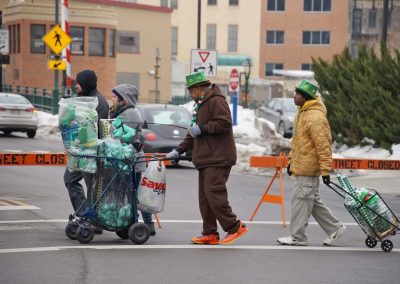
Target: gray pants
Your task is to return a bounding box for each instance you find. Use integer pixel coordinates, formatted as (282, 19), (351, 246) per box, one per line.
(290, 176), (342, 242)
(64, 168), (94, 213)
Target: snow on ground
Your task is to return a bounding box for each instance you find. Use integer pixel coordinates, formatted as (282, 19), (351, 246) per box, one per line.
(36, 105), (400, 176)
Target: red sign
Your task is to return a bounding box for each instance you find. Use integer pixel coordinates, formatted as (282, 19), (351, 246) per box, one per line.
(229, 68), (239, 92)
(198, 51), (210, 63)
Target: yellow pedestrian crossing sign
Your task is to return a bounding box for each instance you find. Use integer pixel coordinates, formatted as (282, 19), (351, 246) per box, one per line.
(48, 59), (66, 70)
(42, 25), (71, 54)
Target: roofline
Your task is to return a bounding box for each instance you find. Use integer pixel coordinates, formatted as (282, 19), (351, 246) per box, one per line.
(79, 0), (173, 13)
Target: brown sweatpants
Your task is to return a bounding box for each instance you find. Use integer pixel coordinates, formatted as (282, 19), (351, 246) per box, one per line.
(198, 166), (240, 236)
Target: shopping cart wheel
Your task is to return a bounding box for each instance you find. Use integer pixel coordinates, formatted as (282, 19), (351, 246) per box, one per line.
(115, 228), (129, 239)
(75, 225), (95, 244)
(65, 222), (78, 240)
(365, 237), (377, 248)
(381, 240), (393, 252)
(128, 223), (150, 244)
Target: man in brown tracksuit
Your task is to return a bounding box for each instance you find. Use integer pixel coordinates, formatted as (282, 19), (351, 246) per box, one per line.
(166, 71), (248, 245)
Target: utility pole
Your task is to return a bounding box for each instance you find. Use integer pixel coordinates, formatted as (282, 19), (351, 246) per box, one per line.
(382, 0), (389, 46)
(243, 58), (252, 109)
(197, 0), (201, 48)
(154, 47), (161, 103)
(53, 0), (59, 114)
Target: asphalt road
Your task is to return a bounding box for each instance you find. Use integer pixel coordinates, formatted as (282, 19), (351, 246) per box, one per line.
(1, 133), (400, 284)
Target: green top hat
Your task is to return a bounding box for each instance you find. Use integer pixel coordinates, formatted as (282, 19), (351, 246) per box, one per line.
(295, 79), (318, 99)
(185, 72), (211, 89)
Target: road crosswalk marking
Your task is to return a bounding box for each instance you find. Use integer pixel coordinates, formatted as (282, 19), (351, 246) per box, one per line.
(0, 245), (398, 254)
(0, 198), (40, 210)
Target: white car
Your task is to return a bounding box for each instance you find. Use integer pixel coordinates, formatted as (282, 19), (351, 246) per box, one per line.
(0, 92), (39, 138)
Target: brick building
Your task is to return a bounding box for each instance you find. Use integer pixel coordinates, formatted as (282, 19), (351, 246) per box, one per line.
(1, 0), (172, 102)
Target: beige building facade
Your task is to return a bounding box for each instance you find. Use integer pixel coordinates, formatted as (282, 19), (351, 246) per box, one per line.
(1, 0), (172, 102)
(138, 0), (262, 96)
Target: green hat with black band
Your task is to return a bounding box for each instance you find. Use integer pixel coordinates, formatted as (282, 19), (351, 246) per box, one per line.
(295, 79), (319, 100)
(185, 72), (211, 89)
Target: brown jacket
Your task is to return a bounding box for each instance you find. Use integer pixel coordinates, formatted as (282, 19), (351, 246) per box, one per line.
(178, 84), (237, 169)
(289, 96), (332, 177)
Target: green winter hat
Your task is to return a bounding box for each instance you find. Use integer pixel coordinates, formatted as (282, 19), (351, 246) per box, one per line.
(295, 79), (319, 99)
(185, 72), (211, 89)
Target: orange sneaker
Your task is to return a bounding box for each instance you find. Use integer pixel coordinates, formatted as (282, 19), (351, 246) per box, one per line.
(191, 234), (220, 245)
(220, 222), (249, 245)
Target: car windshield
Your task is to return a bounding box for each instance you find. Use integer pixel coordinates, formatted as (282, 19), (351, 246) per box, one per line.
(281, 99), (297, 112)
(148, 108), (191, 128)
(0, 95), (30, 104)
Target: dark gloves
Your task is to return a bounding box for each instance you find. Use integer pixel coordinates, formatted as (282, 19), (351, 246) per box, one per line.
(132, 142), (142, 152)
(286, 163), (292, 176)
(322, 175), (330, 185)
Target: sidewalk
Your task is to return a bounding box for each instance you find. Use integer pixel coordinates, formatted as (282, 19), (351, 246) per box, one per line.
(347, 170), (400, 195)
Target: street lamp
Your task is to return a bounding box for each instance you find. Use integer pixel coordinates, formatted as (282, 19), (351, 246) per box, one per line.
(154, 47), (161, 103)
(242, 58), (252, 109)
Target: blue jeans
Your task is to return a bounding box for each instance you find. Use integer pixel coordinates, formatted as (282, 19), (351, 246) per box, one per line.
(133, 171), (153, 224)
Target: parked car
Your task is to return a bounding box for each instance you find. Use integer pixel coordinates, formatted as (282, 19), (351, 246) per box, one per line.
(257, 97), (297, 138)
(0, 92), (39, 138)
(136, 104), (192, 160)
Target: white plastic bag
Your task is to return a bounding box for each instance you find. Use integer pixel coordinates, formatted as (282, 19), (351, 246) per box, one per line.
(137, 160), (166, 214)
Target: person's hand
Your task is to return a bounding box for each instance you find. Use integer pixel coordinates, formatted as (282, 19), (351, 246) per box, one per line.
(166, 149), (180, 160)
(322, 175), (330, 185)
(287, 163), (292, 176)
(188, 125), (201, 137)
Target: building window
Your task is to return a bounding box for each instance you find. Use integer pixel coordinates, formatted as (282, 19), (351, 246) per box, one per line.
(267, 0), (285, 11)
(265, 63), (283, 76)
(208, 0), (217, 6)
(301, 63), (313, 70)
(116, 72), (140, 89)
(304, 0), (331, 12)
(117, 31), (140, 53)
(89, 28), (105, 56)
(352, 8), (362, 36)
(171, 27), (178, 55)
(70, 26), (84, 55)
(30, 24), (45, 54)
(9, 24), (20, 54)
(206, 24), (216, 49)
(160, 0), (168, 7)
(303, 31), (330, 44)
(171, 0), (178, 9)
(16, 24), (20, 53)
(108, 29), (116, 57)
(266, 30), (284, 44)
(229, 0), (239, 6)
(228, 25), (238, 52)
(368, 8), (377, 28)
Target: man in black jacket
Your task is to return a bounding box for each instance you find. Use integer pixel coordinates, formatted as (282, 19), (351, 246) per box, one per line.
(63, 70), (109, 222)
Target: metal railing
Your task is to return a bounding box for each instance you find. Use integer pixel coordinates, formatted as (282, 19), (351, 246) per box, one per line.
(2, 85), (75, 115)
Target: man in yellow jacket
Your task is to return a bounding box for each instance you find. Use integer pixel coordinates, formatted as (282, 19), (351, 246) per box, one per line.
(277, 79), (346, 246)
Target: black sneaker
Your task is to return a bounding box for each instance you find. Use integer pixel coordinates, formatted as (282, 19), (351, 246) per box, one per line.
(146, 222), (156, 236)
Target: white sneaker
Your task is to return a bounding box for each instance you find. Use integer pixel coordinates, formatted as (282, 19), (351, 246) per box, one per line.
(323, 225), (347, 246)
(277, 236), (307, 246)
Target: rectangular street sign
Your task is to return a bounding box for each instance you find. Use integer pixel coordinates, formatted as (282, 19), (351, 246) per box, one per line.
(190, 49), (217, 77)
(0, 29), (9, 54)
(48, 59), (66, 70)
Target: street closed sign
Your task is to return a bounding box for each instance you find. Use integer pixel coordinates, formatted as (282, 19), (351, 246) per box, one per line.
(229, 68), (239, 92)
